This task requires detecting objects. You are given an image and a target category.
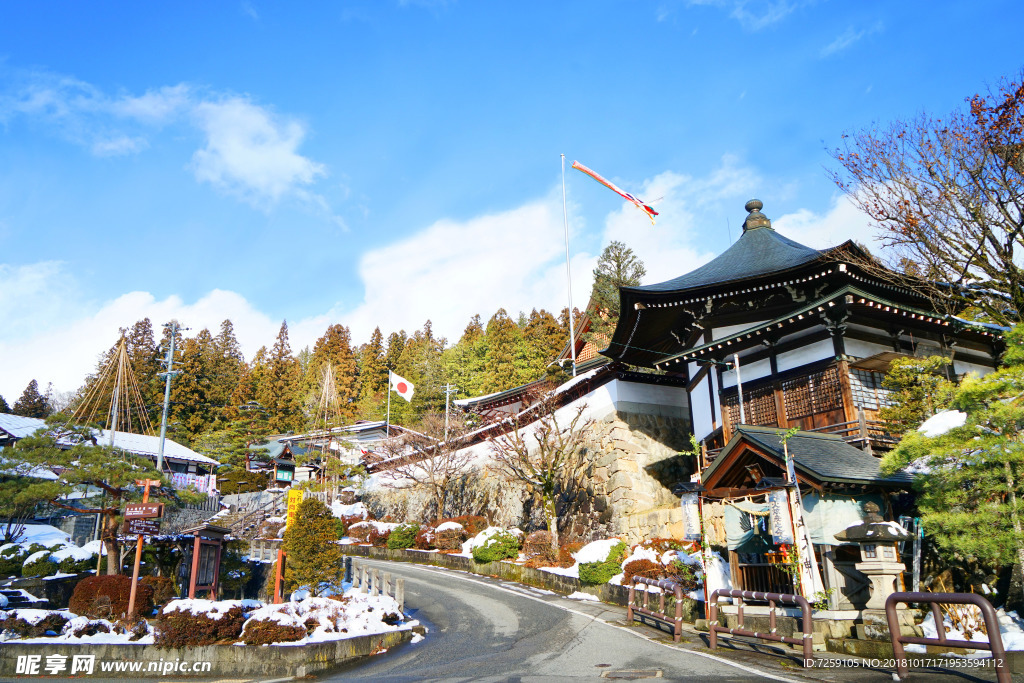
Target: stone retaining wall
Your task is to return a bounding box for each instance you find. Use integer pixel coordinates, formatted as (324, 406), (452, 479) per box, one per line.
(0, 629), (412, 678)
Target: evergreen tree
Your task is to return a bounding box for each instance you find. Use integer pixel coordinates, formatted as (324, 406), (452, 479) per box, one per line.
(358, 327), (386, 399)
(442, 314), (487, 398)
(12, 380), (49, 418)
(259, 322), (302, 433)
(524, 308), (565, 375)
(304, 324), (359, 424)
(209, 320), (246, 423)
(879, 356), (958, 434)
(0, 395), (9, 413)
(882, 324), (1024, 570)
(170, 330), (216, 444)
(383, 330), (407, 372)
(587, 240), (646, 343)
(481, 309), (529, 394)
(390, 320), (447, 423)
(283, 497), (343, 595)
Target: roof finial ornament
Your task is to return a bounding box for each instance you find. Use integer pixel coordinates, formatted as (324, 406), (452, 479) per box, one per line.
(742, 198), (772, 231)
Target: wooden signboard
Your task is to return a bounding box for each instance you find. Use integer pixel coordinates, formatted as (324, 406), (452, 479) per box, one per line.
(123, 518), (161, 535)
(125, 502), (164, 520)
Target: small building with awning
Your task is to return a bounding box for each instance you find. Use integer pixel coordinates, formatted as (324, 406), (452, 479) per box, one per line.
(696, 425), (913, 609)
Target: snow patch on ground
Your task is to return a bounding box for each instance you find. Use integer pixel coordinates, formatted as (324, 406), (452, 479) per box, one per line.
(573, 539), (622, 564)
(566, 591), (600, 602)
(162, 599), (263, 620)
(331, 501), (368, 519)
(911, 607), (1024, 652)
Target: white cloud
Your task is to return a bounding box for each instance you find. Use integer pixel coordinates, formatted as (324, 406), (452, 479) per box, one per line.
(1, 69), (326, 205)
(821, 22), (883, 57)
(773, 193), (879, 251)
(600, 155), (761, 285)
(190, 98), (326, 204)
(684, 0), (804, 31)
(342, 191), (595, 343)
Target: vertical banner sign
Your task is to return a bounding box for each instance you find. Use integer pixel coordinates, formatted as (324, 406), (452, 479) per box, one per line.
(680, 492), (702, 541)
(286, 489), (304, 527)
(768, 489), (794, 545)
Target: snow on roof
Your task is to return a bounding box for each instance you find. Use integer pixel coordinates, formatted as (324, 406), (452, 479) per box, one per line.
(0, 413), (218, 467)
(0, 414), (47, 440)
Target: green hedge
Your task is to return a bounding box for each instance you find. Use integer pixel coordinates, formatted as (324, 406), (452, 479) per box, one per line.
(472, 531), (521, 563)
(578, 541), (628, 586)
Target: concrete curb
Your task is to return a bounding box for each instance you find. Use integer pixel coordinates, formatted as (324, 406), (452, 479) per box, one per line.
(0, 628), (412, 678)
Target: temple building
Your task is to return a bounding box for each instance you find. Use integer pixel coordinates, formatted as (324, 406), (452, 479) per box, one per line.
(605, 199), (1001, 458)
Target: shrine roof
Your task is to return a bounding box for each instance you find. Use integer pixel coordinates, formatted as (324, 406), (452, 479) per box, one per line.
(705, 425), (914, 488)
(629, 219), (823, 295)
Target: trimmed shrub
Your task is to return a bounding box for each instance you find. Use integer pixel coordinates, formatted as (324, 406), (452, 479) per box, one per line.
(622, 558), (662, 585)
(71, 620), (112, 638)
(22, 554), (57, 578)
(58, 553), (97, 575)
(522, 531), (557, 564)
(346, 522), (373, 543)
(69, 575), (154, 620)
(154, 605), (247, 648)
(0, 612), (68, 638)
(140, 575), (177, 606)
(336, 514), (367, 537)
(368, 527), (391, 547)
(664, 559), (700, 591)
(578, 541), (628, 586)
(240, 618), (307, 645)
(558, 542), (583, 568)
(471, 531), (521, 563)
(413, 527), (435, 550)
(386, 523), (420, 550)
(0, 546), (28, 577)
(435, 527), (467, 551)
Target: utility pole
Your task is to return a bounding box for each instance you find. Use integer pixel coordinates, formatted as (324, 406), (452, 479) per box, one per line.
(156, 321), (183, 474)
(442, 383), (458, 442)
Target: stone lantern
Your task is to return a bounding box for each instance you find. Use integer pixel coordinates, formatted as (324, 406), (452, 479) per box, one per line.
(834, 502), (910, 610)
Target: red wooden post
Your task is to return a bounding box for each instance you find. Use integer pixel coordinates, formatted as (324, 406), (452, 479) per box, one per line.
(188, 533), (202, 599)
(273, 547), (285, 604)
(126, 480), (151, 619)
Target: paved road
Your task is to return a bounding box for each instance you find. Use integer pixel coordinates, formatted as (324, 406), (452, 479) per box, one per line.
(325, 559), (794, 682)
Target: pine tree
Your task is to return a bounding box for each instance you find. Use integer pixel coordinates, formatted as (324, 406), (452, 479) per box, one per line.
(879, 356), (957, 434)
(587, 240), (646, 343)
(442, 314), (487, 398)
(283, 497), (343, 595)
(12, 380), (49, 418)
(390, 320), (447, 423)
(0, 395), (9, 413)
(383, 330), (407, 372)
(524, 308), (565, 377)
(882, 324), (1024, 570)
(259, 322), (302, 433)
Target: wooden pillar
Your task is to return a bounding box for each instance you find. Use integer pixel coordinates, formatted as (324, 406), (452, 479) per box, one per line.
(188, 534), (202, 599)
(210, 539), (223, 599)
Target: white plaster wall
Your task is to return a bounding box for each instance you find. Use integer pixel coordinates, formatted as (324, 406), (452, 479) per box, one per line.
(776, 338), (835, 373)
(689, 375), (714, 440)
(712, 321), (769, 341)
(844, 338), (894, 359)
(721, 357), (772, 388)
(954, 358), (994, 378)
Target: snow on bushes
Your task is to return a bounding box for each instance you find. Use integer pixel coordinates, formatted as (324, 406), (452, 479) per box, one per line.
(386, 523), (420, 549)
(578, 540), (628, 585)
(0, 525), (98, 579)
(242, 594), (409, 646)
(465, 527), (521, 563)
(156, 599), (260, 647)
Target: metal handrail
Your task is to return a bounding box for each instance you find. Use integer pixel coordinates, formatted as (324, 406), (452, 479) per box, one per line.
(885, 592), (1009, 683)
(709, 589), (814, 666)
(626, 577), (686, 642)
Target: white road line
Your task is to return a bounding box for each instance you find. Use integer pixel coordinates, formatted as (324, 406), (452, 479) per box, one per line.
(364, 559), (802, 683)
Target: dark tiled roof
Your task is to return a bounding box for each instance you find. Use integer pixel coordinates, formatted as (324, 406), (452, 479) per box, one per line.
(711, 425), (913, 487)
(629, 226), (822, 294)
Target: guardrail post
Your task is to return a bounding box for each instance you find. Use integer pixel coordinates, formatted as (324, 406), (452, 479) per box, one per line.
(709, 589), (814, 667)
(396, 578), (404, 613)
(885, 592), (1009, 683)
(371, 569), (380, 596)
(344, 556), (352, 584)
(384, 572), (391, 600)
(709, 591), (719, 651)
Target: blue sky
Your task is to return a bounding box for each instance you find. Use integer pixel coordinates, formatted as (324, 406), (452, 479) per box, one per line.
(1, 0), (1021, 401)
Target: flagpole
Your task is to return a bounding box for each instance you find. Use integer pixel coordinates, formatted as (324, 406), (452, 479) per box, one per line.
(561, 153), (577, 377)
(386, 370), (392, 437)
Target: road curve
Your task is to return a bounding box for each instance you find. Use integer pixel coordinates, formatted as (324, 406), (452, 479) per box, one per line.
(324, 558), (789, 682)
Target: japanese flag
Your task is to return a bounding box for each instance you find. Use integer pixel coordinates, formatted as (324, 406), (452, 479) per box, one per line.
(390, 371), (415, 402)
